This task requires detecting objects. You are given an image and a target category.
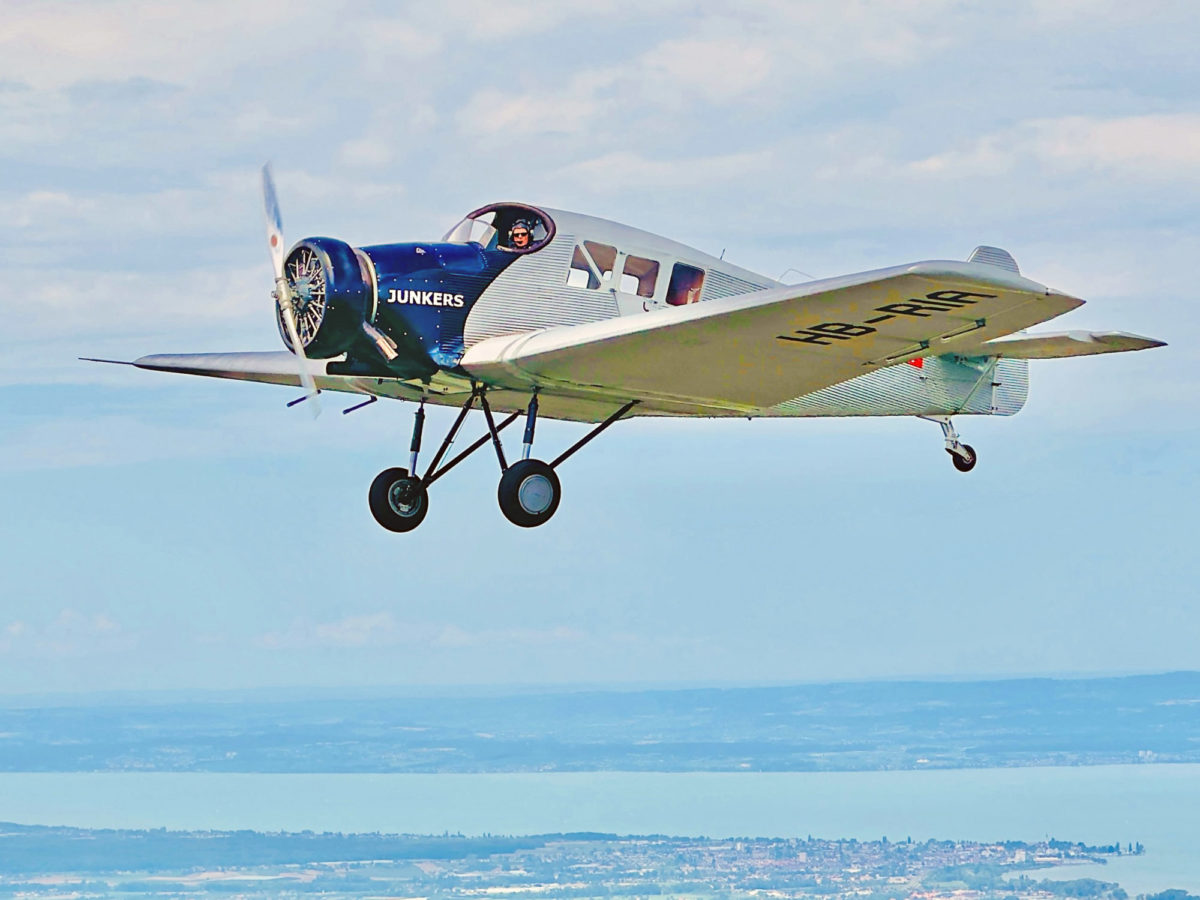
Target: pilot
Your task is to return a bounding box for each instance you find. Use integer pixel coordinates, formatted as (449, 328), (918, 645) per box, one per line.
(507, 219), (533, 251)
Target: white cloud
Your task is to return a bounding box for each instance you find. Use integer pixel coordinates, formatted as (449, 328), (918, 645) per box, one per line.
(0, 180), (251, 245)
(909, 114), (1200, 179)
(640, 36), (775, 104)
(1034, 114), (1200, 172)
(0, 0), (299, 90)
(429, 0), (672, 41)
(258, 612), (585, 651)
(8, 264), (267, 343)
(339, 138), (395, 169)
(457, 89), (602, 137)
(552, 149), (774, 193)
(0, 609), (134, 657)
(450, 5), (963, 147)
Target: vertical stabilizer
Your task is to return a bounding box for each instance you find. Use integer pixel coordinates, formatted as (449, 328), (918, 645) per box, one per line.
(968, 245), (1020, 274)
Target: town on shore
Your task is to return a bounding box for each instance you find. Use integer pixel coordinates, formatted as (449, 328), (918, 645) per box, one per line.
(0, 824), (1184, 900)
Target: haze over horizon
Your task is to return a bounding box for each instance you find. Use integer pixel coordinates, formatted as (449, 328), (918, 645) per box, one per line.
(2, 2), (1197, 695)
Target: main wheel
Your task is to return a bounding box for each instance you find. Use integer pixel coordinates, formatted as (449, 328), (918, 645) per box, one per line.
(498, 459), (561, 528)
(949, 444), (978, 473)
(368, 467), (429, 532)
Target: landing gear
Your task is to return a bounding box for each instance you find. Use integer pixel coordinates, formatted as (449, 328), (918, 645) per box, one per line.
(367, 388), (637, 532)
(950, 444), (977, 473)
(480, 391), (636, 529)
(490, 394), (560, 527)
(369, 402), (430, 531)
(498, 459), (561, 527)
(368, 467), (428, 532)
(921, 415), (978, 473)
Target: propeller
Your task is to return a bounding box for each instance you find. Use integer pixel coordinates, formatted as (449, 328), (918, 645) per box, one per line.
(261, 162), (321, 417)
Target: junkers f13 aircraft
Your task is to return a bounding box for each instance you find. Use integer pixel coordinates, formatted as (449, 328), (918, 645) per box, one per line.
(93, 166), (1165, 531)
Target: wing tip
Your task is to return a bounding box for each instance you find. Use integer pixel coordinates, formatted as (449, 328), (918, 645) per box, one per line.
(1089, 331), (1167, 352)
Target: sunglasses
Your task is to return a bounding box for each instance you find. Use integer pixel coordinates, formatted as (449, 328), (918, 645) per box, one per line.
(512, 231), (530, 239)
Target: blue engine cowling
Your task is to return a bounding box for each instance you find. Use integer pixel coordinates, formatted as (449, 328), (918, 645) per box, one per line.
(278, 237), (374, 360)
(279, 234), (521, 376)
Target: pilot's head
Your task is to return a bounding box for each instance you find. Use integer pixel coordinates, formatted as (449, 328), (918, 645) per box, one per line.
(509, 219), (532, 250)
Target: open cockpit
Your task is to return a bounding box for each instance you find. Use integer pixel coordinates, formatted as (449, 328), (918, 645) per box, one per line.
(443, 202), (555, 254)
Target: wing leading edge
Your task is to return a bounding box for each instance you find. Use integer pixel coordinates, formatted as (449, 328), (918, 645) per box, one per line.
(91, 352), (381, 397)
(460, 260), (1088, 413)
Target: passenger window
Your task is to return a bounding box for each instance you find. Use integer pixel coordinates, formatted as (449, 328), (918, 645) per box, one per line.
(620, 255), (660, 298)
(567, 246), (599, 289)
(583, 242), (617, 283)
(667, 263), (705, 305)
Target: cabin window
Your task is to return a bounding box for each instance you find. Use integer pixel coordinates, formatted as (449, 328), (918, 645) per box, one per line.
(667, 263), (705, 305)
(619, 255), (660, 298)
(567, 245), (599, 289)
(583, 241), (617, 283)
(565, 241), (618, 290)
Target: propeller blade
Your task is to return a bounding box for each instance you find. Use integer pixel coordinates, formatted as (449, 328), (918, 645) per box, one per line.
(262, 163), (285, 279)
(261, 162), (321, 417)
(280, 301), (321, 417)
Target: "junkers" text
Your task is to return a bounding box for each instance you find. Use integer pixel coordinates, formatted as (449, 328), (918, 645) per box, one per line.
(387, 289), (466, 308)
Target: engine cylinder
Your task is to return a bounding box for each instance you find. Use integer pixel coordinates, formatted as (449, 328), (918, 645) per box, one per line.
(277, 237), (374, 359)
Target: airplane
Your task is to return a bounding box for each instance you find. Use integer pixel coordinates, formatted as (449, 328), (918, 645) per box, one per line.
(89, 165), (1165, 532)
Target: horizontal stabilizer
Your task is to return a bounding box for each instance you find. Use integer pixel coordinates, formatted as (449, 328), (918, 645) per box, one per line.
(956, 330), (1166, 359)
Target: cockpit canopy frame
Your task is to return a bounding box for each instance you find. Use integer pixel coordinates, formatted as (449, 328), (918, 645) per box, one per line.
(443, 202), (556, 255)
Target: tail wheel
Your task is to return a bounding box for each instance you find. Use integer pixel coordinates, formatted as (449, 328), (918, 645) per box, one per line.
(498, 459), (561, 528)
(369, 467), (429, 532)
(949, 444), (978, 473)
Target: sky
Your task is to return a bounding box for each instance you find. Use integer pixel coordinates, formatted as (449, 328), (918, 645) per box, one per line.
(1, 1), (1197, 696)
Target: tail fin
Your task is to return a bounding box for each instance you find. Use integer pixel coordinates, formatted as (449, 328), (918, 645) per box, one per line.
(968, 245), (1020, 274)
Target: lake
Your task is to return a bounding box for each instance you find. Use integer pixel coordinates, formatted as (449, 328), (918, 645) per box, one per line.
(0, 765), (1195, 893)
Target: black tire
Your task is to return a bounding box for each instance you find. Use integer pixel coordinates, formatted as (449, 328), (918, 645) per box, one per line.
(498, 459), (561, 528)
(950, 444), (978, 473)
(368, 467), (429, 532)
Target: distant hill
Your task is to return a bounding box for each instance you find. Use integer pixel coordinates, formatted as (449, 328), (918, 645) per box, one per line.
(1, 672), (1198, 772)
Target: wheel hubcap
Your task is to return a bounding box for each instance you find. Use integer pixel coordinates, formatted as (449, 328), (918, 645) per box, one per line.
(388, 480), (421, 516)
(518, 473), (554, 515)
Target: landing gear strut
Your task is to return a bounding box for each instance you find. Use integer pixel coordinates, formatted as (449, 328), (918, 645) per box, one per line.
(491, 394), (561, 528)
(921, 415), (977, 473)
(367, 388), (637, 532)
(368, 402), (429, 532)
(481, 391), (638, 528)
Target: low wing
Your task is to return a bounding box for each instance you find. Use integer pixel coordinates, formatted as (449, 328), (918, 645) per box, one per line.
(88, 352), (405, 399)
(126, 351), (334, 387)
(461, 260), (1086, 413)
(89, 350), (476, 409)
(952, 330), (1165, 359)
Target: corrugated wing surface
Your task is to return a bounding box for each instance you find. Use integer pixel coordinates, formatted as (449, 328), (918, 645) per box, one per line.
(771, 356), (1029, 417)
